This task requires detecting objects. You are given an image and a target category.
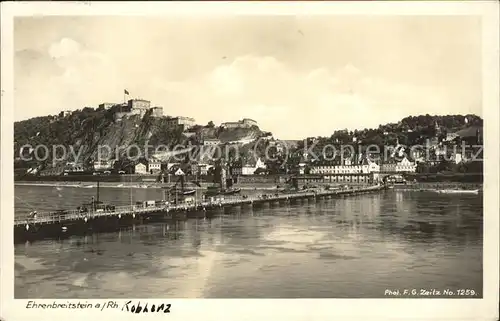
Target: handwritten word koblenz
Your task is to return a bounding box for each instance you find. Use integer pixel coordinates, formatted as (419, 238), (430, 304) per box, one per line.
(122, 301), (171, 313)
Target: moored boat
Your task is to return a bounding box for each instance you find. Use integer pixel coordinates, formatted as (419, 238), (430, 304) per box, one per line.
(204, 185), (221, 197)
(435, 189), (479, 194)
(182, 189), (196, 196)
(223, 188), (241, 195)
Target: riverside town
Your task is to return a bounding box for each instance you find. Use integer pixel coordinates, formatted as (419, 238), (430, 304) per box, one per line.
(12, 13), (487, 301)
(14, 93), (484, 300)
(14, 94), (484, 242)
(13, 96), (482, 238)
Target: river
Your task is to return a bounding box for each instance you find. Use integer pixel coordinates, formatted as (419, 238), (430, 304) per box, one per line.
(14, 185), (483, 298)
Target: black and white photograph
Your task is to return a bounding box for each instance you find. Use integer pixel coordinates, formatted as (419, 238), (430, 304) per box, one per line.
(1, 1), (499, 321)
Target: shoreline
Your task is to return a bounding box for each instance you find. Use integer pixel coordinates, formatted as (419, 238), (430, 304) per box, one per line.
(14, 181), (282, 190)
(15, 180), (483, 190)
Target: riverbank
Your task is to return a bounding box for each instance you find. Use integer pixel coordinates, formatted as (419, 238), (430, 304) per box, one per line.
(392, 182), (482, 191)
(14, 181), (282, 191)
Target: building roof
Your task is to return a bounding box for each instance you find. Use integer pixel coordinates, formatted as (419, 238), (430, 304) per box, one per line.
(128, 99), (151, 103)
(170, 116), (195, 121)
(167, 165), (186, 175)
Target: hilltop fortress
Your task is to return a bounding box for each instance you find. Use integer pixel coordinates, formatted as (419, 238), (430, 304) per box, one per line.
(99, 99), (164, 121)
(221, 118), (258, 129)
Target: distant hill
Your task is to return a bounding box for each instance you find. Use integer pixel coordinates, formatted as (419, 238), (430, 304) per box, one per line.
(14, 107), (482, 175)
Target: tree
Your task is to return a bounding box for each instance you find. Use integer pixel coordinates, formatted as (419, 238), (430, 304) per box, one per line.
(207, 121), (215, 128)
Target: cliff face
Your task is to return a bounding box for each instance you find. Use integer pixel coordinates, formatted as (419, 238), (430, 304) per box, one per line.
(217, 126), (262, 144)
(14, 108), (184, 168)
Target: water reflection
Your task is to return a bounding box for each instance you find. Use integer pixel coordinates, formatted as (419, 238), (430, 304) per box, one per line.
(14, 187), (482, 298)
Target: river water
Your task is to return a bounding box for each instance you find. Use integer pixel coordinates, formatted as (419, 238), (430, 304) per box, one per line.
(14, 185), (483, 298)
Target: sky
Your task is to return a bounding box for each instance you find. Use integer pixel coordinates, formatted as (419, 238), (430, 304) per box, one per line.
(14, 16), (482, 139)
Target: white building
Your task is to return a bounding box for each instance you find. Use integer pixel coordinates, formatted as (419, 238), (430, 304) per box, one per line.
(221, 118), (258, 129)
(128, 99), (151, 117)
(93, 160), (114, 171)
(232, 158), (267, 175)
(173, 168), (185, 176)
(135, 163), (147, 174)
(167, 116), (196, 128)
(381, 156), (416, 173)
(151, 107), (164, 117)
(310, 156), (380, 175)
(148, 158), (162, 174)
(198, 163), (212, 175)
(98, 103), (116, 110)
(395, 156), (417, 172)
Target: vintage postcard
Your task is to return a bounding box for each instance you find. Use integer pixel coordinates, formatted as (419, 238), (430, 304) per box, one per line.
(1, 1), (499, 321)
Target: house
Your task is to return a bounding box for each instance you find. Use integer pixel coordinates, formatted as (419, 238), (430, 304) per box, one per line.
(167, 116), (196, 129)
(98, 103), (116, 110)
(188, 162), (213, 176)
(380, 159), (397, 172)
(135, 162), (148, 174)
(396, 156), (416, 172)
(198, 164), (212, 175)
(304, 156), (380, 184)
(148, 158), (162, 174)
(171, 167), (185, 176)
(221, 121), (241, 129)
(112, 98), (164, 121)
(93, 160), (114, 171)
(298, 155), (308, 175)
(232, 157), (267, 176)
(310, 162), (336, 175)
(151, 106), (164, 117)
(65, 162), (85, 173)
(221, 118), (258, 129)
(128, 99), (151, 117)
(360, 157), (380, 174)
(382, 156), (416, 173)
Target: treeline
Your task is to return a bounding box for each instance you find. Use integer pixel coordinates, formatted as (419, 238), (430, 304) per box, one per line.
(290, 114), (483, 158)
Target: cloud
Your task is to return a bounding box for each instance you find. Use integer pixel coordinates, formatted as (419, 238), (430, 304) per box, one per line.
(14, 16), (482, 140)
(15, 37), (125, 118)
(48, 38), (81, 59)
(13, 49), (467, 139)
(151, 55), (446, 138)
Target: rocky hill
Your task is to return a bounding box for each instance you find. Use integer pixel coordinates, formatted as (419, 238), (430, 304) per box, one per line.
(14, 107), (267, 171)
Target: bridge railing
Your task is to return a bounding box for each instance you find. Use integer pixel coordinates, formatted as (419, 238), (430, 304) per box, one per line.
(15, 185), (383, 225)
